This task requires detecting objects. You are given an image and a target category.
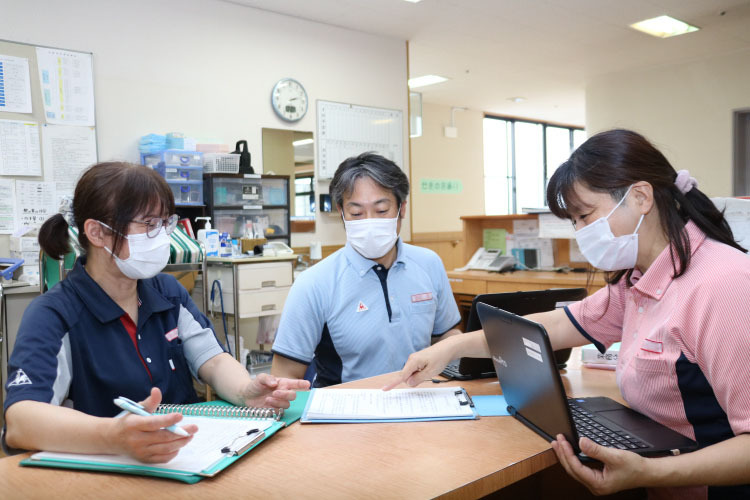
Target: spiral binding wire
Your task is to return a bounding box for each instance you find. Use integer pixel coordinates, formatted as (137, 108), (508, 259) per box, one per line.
(156, 404), (284, 421)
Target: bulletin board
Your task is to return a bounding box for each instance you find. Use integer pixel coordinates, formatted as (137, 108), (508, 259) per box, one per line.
(316, 100), (403, 179)
(0, 39), (98, 237)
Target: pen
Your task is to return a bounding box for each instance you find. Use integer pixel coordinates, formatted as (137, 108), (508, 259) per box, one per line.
(113, 396), (190, 437)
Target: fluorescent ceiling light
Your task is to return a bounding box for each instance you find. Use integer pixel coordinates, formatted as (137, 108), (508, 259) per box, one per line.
(403, 0), (422, 3)
(630, 15), (699, 38)
(408, 74), (449, 88)
(293, 138), (314, 147)
(507, 97), (526, 103)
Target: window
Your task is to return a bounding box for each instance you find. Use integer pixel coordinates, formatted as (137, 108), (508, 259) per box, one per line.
(483, 116), (584, 214)
(294, 176), (315, 217)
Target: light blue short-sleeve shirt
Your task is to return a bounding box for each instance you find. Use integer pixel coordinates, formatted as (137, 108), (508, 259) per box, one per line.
(272, 239), (460, 387)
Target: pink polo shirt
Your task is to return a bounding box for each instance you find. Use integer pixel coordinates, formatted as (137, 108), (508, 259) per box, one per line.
(566, 221), (750, 499)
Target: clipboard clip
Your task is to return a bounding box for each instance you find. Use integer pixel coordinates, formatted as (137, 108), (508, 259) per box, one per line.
(221, 428), (263, 456)
(454, 389), (475, 407)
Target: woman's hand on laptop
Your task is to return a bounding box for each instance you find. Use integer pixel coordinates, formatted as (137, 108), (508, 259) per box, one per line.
(382, 340), (457, 390)
(551, 434), (647, 495)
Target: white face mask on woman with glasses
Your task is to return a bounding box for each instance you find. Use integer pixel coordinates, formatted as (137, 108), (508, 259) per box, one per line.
(98, 214), (178, 280)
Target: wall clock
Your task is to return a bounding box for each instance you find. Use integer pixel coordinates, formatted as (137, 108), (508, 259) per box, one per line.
(271, 78), (308, 122)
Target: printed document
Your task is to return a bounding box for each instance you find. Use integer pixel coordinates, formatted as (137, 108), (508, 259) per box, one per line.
(304, 387), (474, 420)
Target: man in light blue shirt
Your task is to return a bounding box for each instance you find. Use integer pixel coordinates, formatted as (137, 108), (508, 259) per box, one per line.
(271, 153), (461, 387)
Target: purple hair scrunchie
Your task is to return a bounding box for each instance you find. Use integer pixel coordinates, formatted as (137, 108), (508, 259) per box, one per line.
(674, 170), (697, 194)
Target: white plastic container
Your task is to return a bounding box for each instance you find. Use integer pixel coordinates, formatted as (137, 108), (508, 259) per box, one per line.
(196, 217), (220, 257)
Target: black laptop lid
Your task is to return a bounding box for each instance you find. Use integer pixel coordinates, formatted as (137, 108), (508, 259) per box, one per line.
(477, 302), (580, 450)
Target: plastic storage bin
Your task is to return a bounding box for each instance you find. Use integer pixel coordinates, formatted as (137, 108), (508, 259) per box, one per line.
(168, 180), (204, 205)
(213, 208), (288, 239)
(142, 149), (203, 167)
(208, 177), (263, 206)
(261, 177), (289, 206)
(154, 164), (203, 181)
(203, 153), (240, 174)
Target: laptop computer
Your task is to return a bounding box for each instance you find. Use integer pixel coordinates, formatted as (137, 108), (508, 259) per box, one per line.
(442, 288), (588, 380)
(476, 302), (697, 458)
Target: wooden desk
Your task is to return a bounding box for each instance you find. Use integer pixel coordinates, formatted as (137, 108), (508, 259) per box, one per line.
(0, 356), (623, 499)
(447, 269), (606, 296)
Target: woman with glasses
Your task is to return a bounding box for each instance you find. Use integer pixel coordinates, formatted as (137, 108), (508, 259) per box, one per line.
(3, 162), (309, 463)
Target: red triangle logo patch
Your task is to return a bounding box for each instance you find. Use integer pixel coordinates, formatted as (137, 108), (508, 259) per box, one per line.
(356, 301), (368, 312)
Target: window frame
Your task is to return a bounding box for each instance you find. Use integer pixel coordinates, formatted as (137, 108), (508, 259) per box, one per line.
(484, 114), (584, 214)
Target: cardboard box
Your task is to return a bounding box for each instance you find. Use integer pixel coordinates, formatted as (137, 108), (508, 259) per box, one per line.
(165, 270), (197, 293)
(241, 238), (267, 254)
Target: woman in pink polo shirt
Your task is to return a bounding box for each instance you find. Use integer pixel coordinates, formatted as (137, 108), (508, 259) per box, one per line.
(389, 129), (750, 499)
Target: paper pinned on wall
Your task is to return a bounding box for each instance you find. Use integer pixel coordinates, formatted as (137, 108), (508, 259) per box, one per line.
(0, 54), (33, 114)
(0, 119), (41, 176)
(512, 219), (539, 236)
(35, 47), (95, 126)
(15, 180), (56, 230)
(713, 197), (750, 251)
(42, 124), (97, 205)
(0, 179), (17, 234)
(537, 213), (575, 239)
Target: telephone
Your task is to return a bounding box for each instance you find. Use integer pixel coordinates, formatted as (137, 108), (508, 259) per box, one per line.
(462, 248), (516, 272)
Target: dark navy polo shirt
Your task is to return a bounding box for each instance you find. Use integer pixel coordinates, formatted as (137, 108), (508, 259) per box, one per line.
(3, 257), (224, 419)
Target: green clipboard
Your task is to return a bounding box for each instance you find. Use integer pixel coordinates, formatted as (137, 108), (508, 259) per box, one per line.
(20, 392), (311, 483)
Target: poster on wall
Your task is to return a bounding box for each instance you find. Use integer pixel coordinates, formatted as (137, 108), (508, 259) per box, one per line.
(15, 180), (56, 230)
(42, 124), (97, 206)
(0, 119), (41, 176)
(0, 54), (33, 114)
(0, 179), (16, 234)
(35, 47), (95, 126)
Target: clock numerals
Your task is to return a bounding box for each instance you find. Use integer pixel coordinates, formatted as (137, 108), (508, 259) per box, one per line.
(272, 78), (308, 122)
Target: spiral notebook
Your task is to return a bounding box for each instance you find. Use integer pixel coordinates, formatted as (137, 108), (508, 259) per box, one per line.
(20, 393), (310, 484)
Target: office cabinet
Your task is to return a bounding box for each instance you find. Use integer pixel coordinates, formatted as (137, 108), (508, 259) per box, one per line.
(203, 174), (291, 246)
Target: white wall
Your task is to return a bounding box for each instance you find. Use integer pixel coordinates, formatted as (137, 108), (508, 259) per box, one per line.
(410, 102), (485, 233)
(1, 0), (409, 252)
(586, 48), (750, 198)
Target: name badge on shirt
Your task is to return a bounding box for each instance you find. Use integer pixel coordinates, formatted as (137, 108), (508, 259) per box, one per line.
(165, 328), (178, 342)
(411, 292), (433, 303)
(640, 338), (663, 354)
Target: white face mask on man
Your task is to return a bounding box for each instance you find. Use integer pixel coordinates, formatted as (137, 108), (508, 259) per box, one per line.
(574, 185), (644, 271)
(343, 207), (401, 260)
(98, 221), (170, 279)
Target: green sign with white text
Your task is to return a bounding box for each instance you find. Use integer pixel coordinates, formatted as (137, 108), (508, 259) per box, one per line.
(419, 178), (463, 194)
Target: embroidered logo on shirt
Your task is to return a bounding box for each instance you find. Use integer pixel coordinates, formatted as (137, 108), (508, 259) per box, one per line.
(640, 338), (663, 354)
(165, 328), (178, 341)
(411, 292), (433, 303)
(8, 368), (32, 387)
(356, 301), (368, 312)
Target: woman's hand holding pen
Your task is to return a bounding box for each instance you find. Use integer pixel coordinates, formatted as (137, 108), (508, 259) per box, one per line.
(107, 387), (196, 463)
(241, 373), (311, 409)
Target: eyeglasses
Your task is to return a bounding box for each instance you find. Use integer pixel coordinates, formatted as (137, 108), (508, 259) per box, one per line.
(131, 214), (179, 238)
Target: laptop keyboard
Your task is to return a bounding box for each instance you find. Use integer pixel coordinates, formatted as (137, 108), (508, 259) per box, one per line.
(567, 400), (650, 450)
(441, 361), (462, 379)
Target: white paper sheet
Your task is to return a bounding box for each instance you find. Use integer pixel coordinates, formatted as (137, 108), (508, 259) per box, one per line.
(305, 387), (474, 420)
(32, 417), (273, 475)
(35, 47), (95, 126)
(0, 54), (33, 113)
(714, 197), (750, 251)
(0, 119), (41, 176)
(0, 179), (16, 234)
(42, 124), (97, 204)
(538, 212), (576, 239)
(15, 180), (55, 229)
(512, 218), (539, 236)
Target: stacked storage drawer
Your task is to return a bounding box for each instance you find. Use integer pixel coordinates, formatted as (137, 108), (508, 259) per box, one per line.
(143, 150), (204, 206)
(209, 261), (293, 317)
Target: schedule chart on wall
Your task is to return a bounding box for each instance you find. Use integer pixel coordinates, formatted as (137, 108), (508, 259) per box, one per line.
(317, 100), (403, 179)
